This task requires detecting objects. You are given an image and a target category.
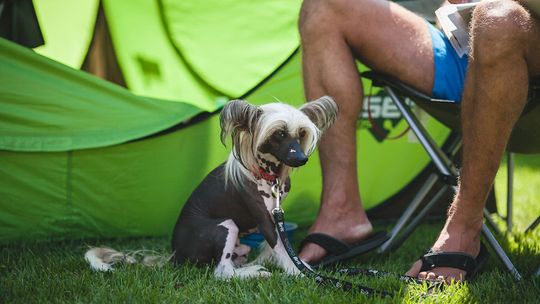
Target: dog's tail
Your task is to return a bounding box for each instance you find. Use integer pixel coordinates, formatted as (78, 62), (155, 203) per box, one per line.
(84, 247), (173, 272)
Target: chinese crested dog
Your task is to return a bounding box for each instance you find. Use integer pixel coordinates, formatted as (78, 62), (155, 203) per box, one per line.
(85, 96), (338, 279)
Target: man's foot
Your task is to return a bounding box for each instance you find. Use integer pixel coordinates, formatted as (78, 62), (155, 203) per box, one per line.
(406, 213), (483, 283)
(299, 202), (373, 264)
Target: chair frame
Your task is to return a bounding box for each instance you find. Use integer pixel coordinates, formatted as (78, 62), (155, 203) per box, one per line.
(363, 71), (523, 281)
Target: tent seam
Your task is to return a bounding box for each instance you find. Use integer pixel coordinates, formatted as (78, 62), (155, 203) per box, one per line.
(66, 151), (73, 208)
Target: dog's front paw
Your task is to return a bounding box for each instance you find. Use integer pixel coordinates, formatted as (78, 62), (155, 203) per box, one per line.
(234, 265), (272, 279)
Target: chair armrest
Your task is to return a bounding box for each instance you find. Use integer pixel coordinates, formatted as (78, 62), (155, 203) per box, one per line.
(362, 70), (461, 131)
(363, 71), (453, 103)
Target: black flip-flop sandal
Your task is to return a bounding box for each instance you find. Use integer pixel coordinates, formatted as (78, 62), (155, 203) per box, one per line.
(299, 231), (389, 268)
(419, 242), (490, 281)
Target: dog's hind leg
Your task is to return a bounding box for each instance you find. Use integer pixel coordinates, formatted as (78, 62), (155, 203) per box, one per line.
(214, 220), (271, 279)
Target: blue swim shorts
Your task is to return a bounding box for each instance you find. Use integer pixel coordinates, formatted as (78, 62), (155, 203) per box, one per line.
(427, 22), (469, 103)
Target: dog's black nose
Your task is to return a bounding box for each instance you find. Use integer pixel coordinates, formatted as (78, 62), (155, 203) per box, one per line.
(272, 138), (309, 167)
(285, 150), (308, 167)
(283, 142), (308, 167)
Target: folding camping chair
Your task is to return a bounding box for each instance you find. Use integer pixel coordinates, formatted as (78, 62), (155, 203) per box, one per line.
(365, 71), (540, 281)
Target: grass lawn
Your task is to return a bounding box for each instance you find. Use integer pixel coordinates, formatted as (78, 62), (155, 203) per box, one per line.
(1, 154), (539, 303)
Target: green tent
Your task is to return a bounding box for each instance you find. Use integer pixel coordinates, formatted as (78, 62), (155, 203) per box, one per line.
(0, 0), (450, 243)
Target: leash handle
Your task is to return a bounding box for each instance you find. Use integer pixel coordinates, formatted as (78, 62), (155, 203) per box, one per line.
(271, 208), (392, 298)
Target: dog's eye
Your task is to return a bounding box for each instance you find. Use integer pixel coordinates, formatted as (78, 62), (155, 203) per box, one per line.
(278, 130), (287, 138)
(299, 130), (306, 138)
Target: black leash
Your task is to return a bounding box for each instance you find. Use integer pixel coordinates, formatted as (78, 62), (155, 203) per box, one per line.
(270, 179), (442, 298)
(272, 208), (392, 297)
(270, 180), (393, 297)
(336, 268), (430, 285)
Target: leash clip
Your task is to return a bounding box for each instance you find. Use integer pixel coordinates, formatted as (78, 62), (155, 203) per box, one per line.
(271, 178), (282, 214)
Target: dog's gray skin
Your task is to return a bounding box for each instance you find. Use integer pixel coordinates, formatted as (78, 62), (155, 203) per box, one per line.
(171, 97), (338, 279)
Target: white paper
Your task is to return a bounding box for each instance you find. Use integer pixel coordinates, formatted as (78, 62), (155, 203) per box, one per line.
(435, 0), (539, 57)
(435, 2), (479, 57)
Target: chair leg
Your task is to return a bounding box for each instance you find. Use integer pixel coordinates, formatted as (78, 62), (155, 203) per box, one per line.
(378, 173), (439, 253)
(385, 185), (450, 252)
(385, 85), (523, 281)
(526, 216), (540, 233)
(482, 224), (522, 281)
(484, 208), (503, 236)
(507, 152), (514, 232)
(386, 88), (459, 178)
(378, 131), (461, 253)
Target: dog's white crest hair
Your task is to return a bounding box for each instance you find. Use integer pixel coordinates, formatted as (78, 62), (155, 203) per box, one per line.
(220, 96), (338, 189)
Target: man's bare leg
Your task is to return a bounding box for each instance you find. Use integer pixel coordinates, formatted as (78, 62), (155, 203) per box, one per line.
(407, 0), (540, 282)
(298, 0), (435, 263)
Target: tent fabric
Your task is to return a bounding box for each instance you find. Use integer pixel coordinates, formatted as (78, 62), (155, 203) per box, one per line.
(0, 38), (203, 152)
(32, 0), (99, 69)
(0, 121), (230, 242)
(0, 37), (451, 243)
(0, 37), (228, 242)
(158, 0), (302, 97)
(101, 0), (302, 111)
(101, 0), (223, 111)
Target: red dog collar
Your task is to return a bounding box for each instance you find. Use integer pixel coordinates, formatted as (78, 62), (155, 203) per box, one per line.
(256, 167), (277, 183)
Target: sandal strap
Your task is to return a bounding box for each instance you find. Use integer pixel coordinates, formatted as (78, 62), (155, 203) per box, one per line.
(420, 250), (478, 274)
(300, 233), (350, 255)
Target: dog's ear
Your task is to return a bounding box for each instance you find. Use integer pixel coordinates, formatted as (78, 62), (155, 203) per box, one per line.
(220, 99), (262, 145)
(299, 96), (339, 132)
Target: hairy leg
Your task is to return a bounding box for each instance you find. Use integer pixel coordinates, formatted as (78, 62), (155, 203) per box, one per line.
(298, 0), (435, 263)
(407, 0), (540, 282)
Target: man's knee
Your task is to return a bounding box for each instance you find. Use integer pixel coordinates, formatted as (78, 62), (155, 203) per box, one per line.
(471, 0), (533, 60)
(299, 0), (373, 39)
(299, 0), (342, 38)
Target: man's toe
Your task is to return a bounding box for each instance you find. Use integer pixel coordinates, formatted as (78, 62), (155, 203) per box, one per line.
(298, 243), (326, 264)
(426, 272), (438, 280)
(405, 260), (422, 277)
